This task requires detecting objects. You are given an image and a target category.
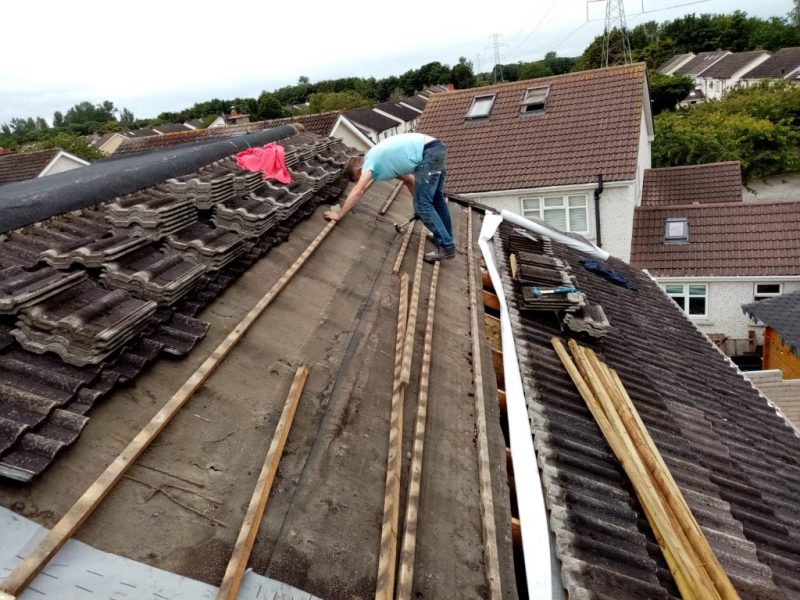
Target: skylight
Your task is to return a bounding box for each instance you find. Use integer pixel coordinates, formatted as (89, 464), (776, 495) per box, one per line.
(665, 218), (689, 243)
(520, 86), (550, 114)
(466, 94), (495, 119)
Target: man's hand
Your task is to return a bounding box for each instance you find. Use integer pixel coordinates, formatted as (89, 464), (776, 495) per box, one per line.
(324, 210), (340, 222)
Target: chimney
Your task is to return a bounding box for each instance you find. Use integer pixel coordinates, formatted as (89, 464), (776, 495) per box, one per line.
(446, 83), (455, 92)
(230, 106), (238, 117)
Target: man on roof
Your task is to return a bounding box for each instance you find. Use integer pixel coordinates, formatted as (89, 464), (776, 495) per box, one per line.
(324, 132), (455, 263)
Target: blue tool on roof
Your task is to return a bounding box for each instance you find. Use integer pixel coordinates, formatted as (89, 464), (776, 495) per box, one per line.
(530, 286), (578, 298)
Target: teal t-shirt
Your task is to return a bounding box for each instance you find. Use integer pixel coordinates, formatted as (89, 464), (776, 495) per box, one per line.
(362, 133), (426, 181)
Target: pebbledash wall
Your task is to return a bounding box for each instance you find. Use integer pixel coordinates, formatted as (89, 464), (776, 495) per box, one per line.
(653, 277), (800, 346)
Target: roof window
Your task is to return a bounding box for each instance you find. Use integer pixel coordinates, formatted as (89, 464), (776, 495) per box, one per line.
(520, 86), (550, 114)
(665, 217), (689, 243)
(466, 94), (495, 119)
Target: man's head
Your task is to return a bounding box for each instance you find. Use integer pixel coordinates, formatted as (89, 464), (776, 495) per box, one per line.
(345, 156), (364, 182)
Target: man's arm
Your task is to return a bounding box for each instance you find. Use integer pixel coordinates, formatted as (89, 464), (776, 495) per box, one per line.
(324, 170), (374, 221)
(397, 173), (414, 197)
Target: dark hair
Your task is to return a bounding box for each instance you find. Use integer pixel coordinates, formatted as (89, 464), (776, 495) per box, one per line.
(345, 156), (363, 182)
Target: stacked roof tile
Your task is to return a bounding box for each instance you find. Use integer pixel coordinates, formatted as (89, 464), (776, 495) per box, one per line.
(0, 131), (354, 481)
(417, 64), (647, 194)
(493, 221), (800, 598)
(630, 200), (800, 276)
(641, 162), (743, 206)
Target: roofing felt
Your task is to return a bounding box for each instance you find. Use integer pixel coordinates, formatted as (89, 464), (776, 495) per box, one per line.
(0, 150), (60, 185)
(374, 101), (420, 122)
(0, 132), (354, 481)
(674, 51), (731, 76)
(417, 63), (647, 194)
(700, 51), (771, 79)
(742, 47), (800, 79)
(494, 222), (800, 598)
(743, 290), (800, 353)
(657, 52), (695, 73)
(342, 107), (401, 133)
(630, 200), (800, 277)
(641, 161), (743, 207)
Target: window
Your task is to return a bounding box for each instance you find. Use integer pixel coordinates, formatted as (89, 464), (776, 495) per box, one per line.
(520, 86), (550, 114)
(520, 194), (589, 234)
(754, 283), (781, 301)
(664, 218), (688, 243)
(663, 283), (708, 318)
(466, 94), (495, 119)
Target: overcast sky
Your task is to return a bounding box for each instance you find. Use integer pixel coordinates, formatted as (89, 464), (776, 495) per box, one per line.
(1, 0), (792, 124)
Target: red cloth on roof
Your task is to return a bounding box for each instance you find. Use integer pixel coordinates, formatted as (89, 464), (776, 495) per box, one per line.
(235, 142), (292, 184)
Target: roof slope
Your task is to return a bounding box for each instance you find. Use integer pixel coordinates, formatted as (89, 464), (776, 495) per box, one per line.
(743, 291), (800, 352)
(374, 101), (420, 121)
(342, 108), (400, 133)
(675, 51), (731, 76)
(701, 51), (771, 79)
(641, 162), (743, 206)
(743, 47), (800, 79)
(657, 52), (695, 73)
(0, 150), (60, 185)
(630, 200), (800, 276)
(418, 63), (647, 194)
(400, 95), (427, 111)
(495, 222), (800, 598)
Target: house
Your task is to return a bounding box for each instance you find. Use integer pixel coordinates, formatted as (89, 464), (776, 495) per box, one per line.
(741, 47), (800, 86)
(373, 101), (421, 133)
(630, 162), (800, 354)
(341, 107), (404, 144)
(743, 290), (800, 379)
(656, 52), (695, 74)
(418, 63), (654, 261)
(152, 123), (192, 135)
(672, 50), (731, 81)
(0, 149), (89, 186)
(184, 119), (204, 130)
(398, 95), (427, 113)
(481, 213), (800, 597)
(695, 50), (771, 100)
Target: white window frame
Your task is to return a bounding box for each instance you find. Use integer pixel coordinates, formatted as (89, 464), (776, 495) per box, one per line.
(520, 194), (589, 234)
(664, 217), (689, 243)
(520, 85), (550, 114)
(466, 94), (496, 119)
(754, 282), (782, 301)
(662, 283), (708, 318)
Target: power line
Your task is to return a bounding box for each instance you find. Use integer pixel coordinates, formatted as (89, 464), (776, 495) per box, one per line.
(508, 0), (560, 56)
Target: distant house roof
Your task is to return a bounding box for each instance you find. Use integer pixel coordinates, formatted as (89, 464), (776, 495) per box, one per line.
(700, 50), (771, 79)
(0, 149), (61, 185)
(93, 132), (119, 149)
(152, 123), (192, 135)
(342, 108), (400, 134)
(400, 96), (427, 111)
(743, 291), (800, 353)
(417, 63), (649, 195)
(657, 52), (695, 74)
(259, 111), (341, 137)
(185, 119), (204, 129)
(742, 47), (800, 79)
(494, 221), (800, 598)
(674, 51), (731, 76)
(630, 200), (800, 276)
(374, 101), (420, 122)
(641, 162), (743, 207)
(124, 128), (158, 139)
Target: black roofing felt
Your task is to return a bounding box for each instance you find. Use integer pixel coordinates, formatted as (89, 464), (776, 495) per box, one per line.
(0, 126), (298, 233)
(743, 291), (800, 353)
(495, 223), (800, 598)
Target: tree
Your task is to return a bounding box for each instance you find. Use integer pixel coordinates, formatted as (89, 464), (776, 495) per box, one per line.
(118, 107), (135, 126)
(648, 71), (695, 114)
(519, 61), (551, 80)
(792, 0), (800, 26)
(33, 132), (104, 161)
(450, 57), (475, 89)
(254, 91), (284, 119)
(52, 111), (64, 128)
(307, 91), (371, 113)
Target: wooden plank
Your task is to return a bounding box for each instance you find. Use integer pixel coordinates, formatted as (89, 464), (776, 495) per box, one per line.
(375, 274), (409, 600)
(0, 220), (337, 598)
(497, 389), (507, 413)
(392, 220), (416, 275)
(465, 208), (503, 600)
(400, 234), (426, 385)
(483, 290), (500, 312)
(552, 338), (719, 600)
(396, 261), (440, 600)
(216, 366), (309, 600)
(380, 182), (404, 215)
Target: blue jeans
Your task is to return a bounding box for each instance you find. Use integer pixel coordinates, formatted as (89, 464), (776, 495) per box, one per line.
(413, 141), (454, 251)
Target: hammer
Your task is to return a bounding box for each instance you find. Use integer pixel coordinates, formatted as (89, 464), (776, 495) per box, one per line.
(394, 214), (419, 234)
(530, 286), (578, 297)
